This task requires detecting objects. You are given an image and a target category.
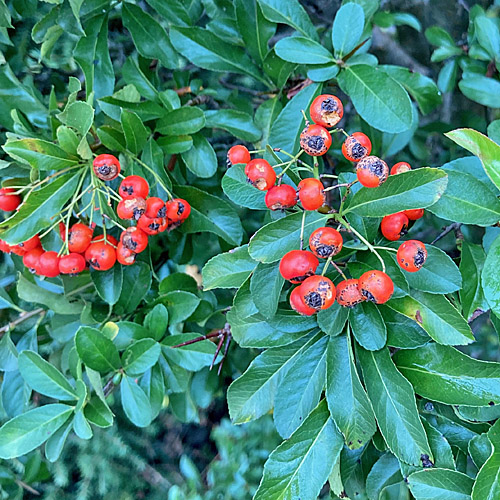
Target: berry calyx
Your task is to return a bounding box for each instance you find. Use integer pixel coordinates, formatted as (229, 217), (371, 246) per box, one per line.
(309, 94), (343, 128)
(38, 251), (61, 278)
(244, 159), (276, 191)
(59, 253), (86, 275)
(68, 223), (94, 253)
(356, 156), (389, 188)
(165, 198), (191, 223)
(116, 242), (136, 266)
(23, 247), (44, 274)
(342, 133), (372, 162)
(358, 270), (394, 304)
(227, 145), (251, 167)
(298, 275), (336, 311)
(137, 215), (164, 235)
(119, 175), (149, 199)
(0, 187), (21, 211)
(279, 250), (319, 284)
(391, 162), (411, 175)
(120, 227), (148, 253)
(336, 279), (366, 308)
(298, 178), (325, 210)
(381, 212), (409, 241)
(404, 208), (424, 221)
(145, 197), (166, 218)
(265, 184), (297, 211)
(85, 241), (117, 271)
(309, 227), (343, 258)
(300, 124), (332, 156)
(397, 240), (427, 273)
(289, 286), (316, 316)
(93, 154), (121, 181)
(117, 197), (147, 220)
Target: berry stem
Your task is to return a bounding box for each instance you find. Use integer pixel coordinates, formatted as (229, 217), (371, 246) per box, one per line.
(324, 182), (351, 192)
(320, 174), (338, 179)
(300, 109), (310, 126)
(313, 157), (319, 179)
(330, 260), (348, 280)
(299, 210), (307, 251)
(102, 214), (127, 231)
(129, 154), (174, 200)
(276, 150), (305, 179)
(372, 246), (398, 253)
(321, 255), (333, 276)
(249, 149), (266, 154)
(329, 127), (349, 138)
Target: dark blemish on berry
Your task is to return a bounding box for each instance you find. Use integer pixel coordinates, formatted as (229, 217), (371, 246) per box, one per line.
(421, 454), (434, 468)
(414, 248), (426, 268)
(122, 185), (134, 196)
(316, 243), (335, 258)
(369, 159), (386, 176)
(307, 135), (325, 152)
(133, 208), (145, 220)
(291, 271), (314, 283)
(361, 289), (375, 302)
(400, 225), (408, 237)
(157, 206), (167, 218)
(351, 142), (367, 160)
(321, 98), (338, 113)
(177, 202), (185, 215)
(304, 291), (323, 309)
(149, 222), (160, 231)
(489, 401), (495, 406)
(98, 165), (112, 176)
(415, 310), (423, 324)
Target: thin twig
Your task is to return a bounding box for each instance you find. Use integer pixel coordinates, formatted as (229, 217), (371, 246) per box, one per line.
(430, 222), (462, 245)
(15, 480), (40, 496)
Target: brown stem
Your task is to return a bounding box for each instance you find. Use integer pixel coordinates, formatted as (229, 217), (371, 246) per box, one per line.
(167, 154), (177, 172)
(342, 38), (370, 63)
(15, 480), (40, 496)
(170, 331), (223, 349)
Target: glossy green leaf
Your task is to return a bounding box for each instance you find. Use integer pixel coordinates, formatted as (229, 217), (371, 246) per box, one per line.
(162, 334), (219, 371)
(156, 107), (205, 136)
(143, 304), (168, 341)
(0, 332), (18, 372)
(366, 454), (402, 500)
(160, 291), (200, 324)
(408, 469), (473, 500)
(75, 326), (121, 373)
(45, 419), (73, 463)
(472, 419), (500, 500)
(181, 133), (218, 178)
(120, 375), (152, 428)
(116, 262), (152, 314)
(157, 135), (193, 155)
(332, 3), (365, 57)
(459, 76), (500, 108)
(221, 164), (267, 210)
(317, 301), (349, 337)
(460, 242), (488, 321)
(438, 59), (458, 93)
(73, 409), (92, 440)
(140, 364), (164, 419)
(275, 36), (334, 64)
(250, 261), (284, 319)
(482, 234), (500, 316)
(205, 109), (261, 142)
(84, 396), (114, 429)
(122, 339), (161, 377)
(121, 109), (148, 155)
(380, 306), (430, 349)
(91, 266), (123, 306)
(349, 301), (387, 351)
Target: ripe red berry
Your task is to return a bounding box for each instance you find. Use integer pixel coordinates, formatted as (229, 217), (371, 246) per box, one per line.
(299, 275), (336, 311)
(265, 185), (297, 211)
(227, 145), (251, 167)
(145, 197), (166, 218)
(10, 244), (27, 256)
(137, 215), (164, 235)
(309, 94), (343, 128)
(336, 279), (366, 308)
(92, 234), (119, 246)
(309, 227), (343, 258)
(119, 175), (149, 199)
(404, 208), (424, 221)
(18, 234), (41, 252)
(59, 253), (86, 275)
(244, 159), (276, 191)
(342, 133), (372, 162)
(0, 239), (11, 253)
(391, 162), (411, 175)
(59, 222), (66, 241)
(23, 247), (44, 274)
(93, 154), (121, 181)
(165, 198), (191, 222)
(0, 188), (21, 211)
(289, 286), (316, 316)
(279, 250), (319, 284)
(358, 270), (394, 304)
(381, 212), (409, 241)
(38, 251), (61, 278)
(300, 124), (332, 156)
(116, 242), (136, 266)
(356, 156), (389, 188)
(120, 227), (148, 253)
(68, 223), (93, 253)
(159, 217), (169, 233)
(85, 241), (117, 271)
(298, 178), (325, 210)
(117, 197), (147, 220)
(397, 240), (427, 273)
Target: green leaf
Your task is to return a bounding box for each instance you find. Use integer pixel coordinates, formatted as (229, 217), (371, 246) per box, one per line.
(0, 404), (73, 459)
(387, 291), (474, 346)
(84, 395), (114, 428)
(45, 419), (73, 463)
(460, 242), (488, 321)
(472, 420), (500, 500)
(122, 2), (180, 69)
(73, 409), (92, 440)
(482, 234), (500, 316)
(162, 335), (219, 371)
(144, 0), (192, 26)
(438, 59), (459, 94)
(97, 126), (126, 153)
(0, 332), (18, 371)
(175, 185), (244, 246)
(250, 261), (284, 319)
(326, 335), (376, 449)
(121, 109), (149, 154)
(122, 339), (161, 377)
(160, 291), (200, 324)
(275, 36), (334, 64)
(349, 301), (387, 351)
(221, 163), (267, 210)
(140, 364), (164, 419)
(157, 135), (193, 155)
(156, 107), (205, 136)
(374, 11), (421, 31)
(254, 400), (343, 500)
(366, 454), (402, 500)
(474, 15), (500, 60)
(408, 469), (473, 500)
(180, 133), (217, 178)
(18, 351), (77, 401)
(345, 168), (448, 217)
(338, 65), (413, 134)
(204, 109), (261, 142)
(202, 244), (256, 290)
(332, 3), (365, 57)
(0, 0), (12, 28)
(358, 346), (432, 466)
(0, 173), (80, 244)
(143, 304), (168, 341)
(115, 262), (152, 314)
(249, 211), (327, 263)
(488, 120), (500, 145)
(459, 76), (500, 108)
(274, 335), (328, 438)
(75, 326), (121, 373)
(394, 343), (500, 406)
(91, 266), (123, 306)
(317, 301), (349, 336)
(380, 306), (430, 349)
(120, 375), (152, 427)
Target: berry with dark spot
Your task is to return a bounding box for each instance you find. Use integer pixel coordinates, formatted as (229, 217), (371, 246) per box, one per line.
(120, 227), (148, 253)
(300, 124), (332, 156)
(336, 279), (366, 307)
(59, 253), (86, 275)
(381, 212), (409, 241)
(265, 184), (297, 211)
(117, 197), (147, 220)
(146, 197), (166, 218)
(165, 198), (191, 222)
(356, 156), (389, 188)
(68, 223), (94, 253)
(119, 175), (149, 199)
(342, 132), (372, 162)
(299, 275), (336, 311)
(23, 247), (44, 274)
(309, 227), (343, 259)
(85, 241), (117, 271)
(358, 270), (394, 304)
(244, 159), (276, 191)
(289, 286), (316, 316)
(279, 250), (319, 284)
(298, 178), (325, 210)
(309, 94), (344, 128)
(227, 145), (251, 167)
(137, 214), (165, 235)
(93, 154), (121, 181)
(116, 242), (136, 266)
(397, 240), (427, 273)
(391, 162), (411, 175)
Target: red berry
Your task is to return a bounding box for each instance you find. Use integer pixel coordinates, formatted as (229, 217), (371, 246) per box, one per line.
(0, 188), (21, 211)
(117, 197), (147, 220)
(279, 250), (319, 284)
(298, 275), (336, 311)
(358, 270), (394, 304)
(0, 239), (11, 253)
(227, 145), (251, 167)
(165, 198), (191, 222)
(381, 212), (409, 241)
(116, 242), (136, 266)
(120, 227), (148, 253)
(158, 217), (169, 233)
(93, 154), (121, 181)
(68, 223), (93, 253)
(244, 159), (276, 191)
(289, 286), (316, 316)
(356, 156), (389, 188)
(85, 241), (117, 271)
(119, 175), (149, 199)
(404, 208), (424, 221)
(92, 234), (119, 246)
(146, 197), (166, 218)
(39, 251), (61, 278)
(265, 185), (297, 211)
(309, 227), (343, 259)
(397, 240), (427, 273)
(336, 279), (366, 308)
(10, 245), (26, 256)
(59, 222), (66, 241)
(309, 94), (343, 128)
(137, 215), (164, 235)
(300, 124), (332, 156)
(23, 247), (44, 274)
(59, 253), (86, 275)
(298, 178), (325, 210)
(342, 133), (372, 162)
(391, 162), (411, 175)
(15, 234), (41, 254)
